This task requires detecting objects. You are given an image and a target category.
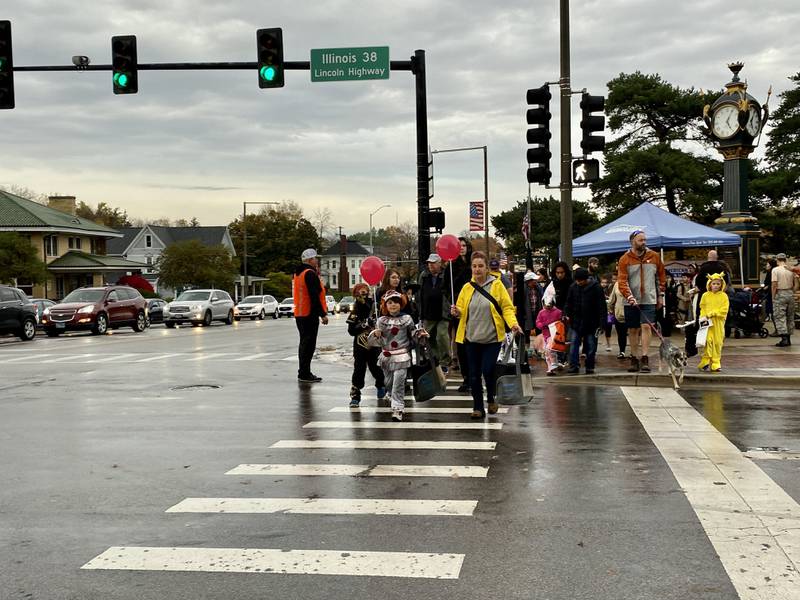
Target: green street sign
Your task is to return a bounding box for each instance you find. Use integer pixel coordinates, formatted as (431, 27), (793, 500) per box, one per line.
(310, 46), (390, 82)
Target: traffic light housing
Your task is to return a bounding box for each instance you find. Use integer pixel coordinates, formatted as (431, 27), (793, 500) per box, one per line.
(580, 93), (605, 154)
(111, 35), (138, 94)
(573, 158), (600, 184)
(257, 28), (284, 88)
(0, 20), (14, 109)
(424, 207), (445, 233)
(526, 85), (552, 185)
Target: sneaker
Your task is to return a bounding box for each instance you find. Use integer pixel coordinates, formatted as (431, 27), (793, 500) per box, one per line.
(617, 352), (626, 359)
(457, 383), (470, 393)
(546, 369), (557, 376)
(470, 410), (485, 419)
(376, 387), (387, 399)
(557, 363), (565, 371)
(487, 403), (499, 415)
(567, 366), (580, 374)
(585, 369), (595, 375)
(605, 346), (612, 352)
(391, 409), (403, 422)
(639, 356), (650, 373)
(298, 374), (322, 383)
(349, 397), (361, 408)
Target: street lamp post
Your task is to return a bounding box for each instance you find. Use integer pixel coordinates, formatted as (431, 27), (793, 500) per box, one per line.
(242, 201), (279, 299)
(369, 204), (392, 254)
(430, 146), (489, 256)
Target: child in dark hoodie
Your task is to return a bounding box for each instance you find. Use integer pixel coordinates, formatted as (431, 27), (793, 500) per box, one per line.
(563, 267), (607, 374)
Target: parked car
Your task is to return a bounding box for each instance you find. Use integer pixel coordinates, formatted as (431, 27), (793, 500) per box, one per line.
(0, 285), (37, 341)
(145, 298), (167, 326)
(277, 297), (295, 318)
(42, 286), (147, 336)
(29, 298), (56, 326)
(336, 295), (355, 314)
(163, 289), (235, 327)
(325, 295), (336, 315)
(235, 295), (279, 320)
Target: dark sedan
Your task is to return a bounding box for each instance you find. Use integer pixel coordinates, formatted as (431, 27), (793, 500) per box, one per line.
(146, 298), (167, 326)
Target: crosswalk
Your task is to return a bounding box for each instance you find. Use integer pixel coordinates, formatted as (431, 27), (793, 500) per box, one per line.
(81, 382), (504, 581)
(2, 351), (276, 364)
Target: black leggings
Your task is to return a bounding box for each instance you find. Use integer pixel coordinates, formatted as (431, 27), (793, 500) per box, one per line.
(615, 322), (628, 353)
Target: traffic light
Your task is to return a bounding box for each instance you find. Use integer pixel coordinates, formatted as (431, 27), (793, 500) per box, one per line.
(573, 159), (600, 184)
(424, 207), (445, 233)
(580, 92), (605, 154)
(256, 28), (284, 88)
(0, 20), (14, 109)
(526, 85), (552, 185)
(111, 35), (138, 94)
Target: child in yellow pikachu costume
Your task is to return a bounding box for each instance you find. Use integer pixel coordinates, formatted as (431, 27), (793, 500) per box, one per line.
(698, 273), (729, 372)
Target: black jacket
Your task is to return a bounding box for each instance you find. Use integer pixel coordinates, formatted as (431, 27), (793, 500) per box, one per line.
(564, 280), (607, 335)
(417, 269), (449, 321)
(293, 263), (326, 319)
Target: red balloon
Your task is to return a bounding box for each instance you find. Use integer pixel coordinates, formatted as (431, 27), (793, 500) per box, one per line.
(360, 256), (386, 286)
(436, 234), (461, 261)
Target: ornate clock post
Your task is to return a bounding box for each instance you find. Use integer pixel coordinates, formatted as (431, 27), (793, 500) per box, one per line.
(704, 62), (766, 286)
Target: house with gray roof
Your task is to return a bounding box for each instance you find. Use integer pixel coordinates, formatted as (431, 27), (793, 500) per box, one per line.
(0, 191), (146, 299)
(321, 238), (370, 291)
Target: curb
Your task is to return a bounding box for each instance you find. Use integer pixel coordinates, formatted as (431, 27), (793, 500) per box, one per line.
(531, 372), (800, 389)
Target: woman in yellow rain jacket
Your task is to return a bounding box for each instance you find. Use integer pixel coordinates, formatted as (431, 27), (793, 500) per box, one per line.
(698, 273), (730, 372)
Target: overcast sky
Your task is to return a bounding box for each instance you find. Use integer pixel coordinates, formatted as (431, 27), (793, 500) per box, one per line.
(2, 1), (798, 236)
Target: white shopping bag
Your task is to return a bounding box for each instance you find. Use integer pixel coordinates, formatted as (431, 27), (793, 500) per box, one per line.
(695, 318), (710, 347)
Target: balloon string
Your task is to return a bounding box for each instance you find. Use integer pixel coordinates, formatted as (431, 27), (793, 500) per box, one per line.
(373, 286), (378, 321)
(449, 261), (455, 309)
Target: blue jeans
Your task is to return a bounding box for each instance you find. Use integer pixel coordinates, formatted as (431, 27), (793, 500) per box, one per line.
(465, 341), (502, 412)
(569, 329), (598, 371)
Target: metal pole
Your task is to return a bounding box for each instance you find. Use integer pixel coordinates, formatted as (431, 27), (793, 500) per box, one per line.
(413, 49), (431, 270)
(559, 0), (573, 265)
(369, 213), (373, 254)
(526, 191), (533, 270)
(242, 202), (248, 300)
(483, 146), (489, 256)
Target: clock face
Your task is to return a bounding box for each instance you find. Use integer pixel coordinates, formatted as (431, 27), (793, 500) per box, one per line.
(712, 104), (739, 139)
(745, 106), (761, 136)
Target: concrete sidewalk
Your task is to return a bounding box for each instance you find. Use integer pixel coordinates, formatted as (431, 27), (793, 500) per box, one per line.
(531, 332), (800, 389)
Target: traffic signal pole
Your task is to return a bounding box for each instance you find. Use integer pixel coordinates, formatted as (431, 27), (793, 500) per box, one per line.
(559, 0), (573, 266)
(413, 50), (431, 268)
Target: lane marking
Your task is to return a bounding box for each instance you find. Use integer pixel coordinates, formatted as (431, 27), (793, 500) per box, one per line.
(166, 497), (478, 516)
(185, 353), (234, 362)
(91, 353), (136, 363)
(81, 546), (464, 579)
(304, 421), (503, 430)
(134, 353), (184, 363)
(270, 440), (497, 450)
(3, 354), (55, 363)
(41, 353), (94, 363)
(330, 406), (509, 414)
(226, 464), (489, 478)
(232, 353), (273, 361)
(621, 386), (800, 598)
(282, 355), (296, 361)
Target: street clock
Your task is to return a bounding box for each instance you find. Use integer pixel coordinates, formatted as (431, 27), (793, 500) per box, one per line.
(703, 62), (767, 158)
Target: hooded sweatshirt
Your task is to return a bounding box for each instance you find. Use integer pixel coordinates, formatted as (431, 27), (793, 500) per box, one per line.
(699, 273), (730, 321)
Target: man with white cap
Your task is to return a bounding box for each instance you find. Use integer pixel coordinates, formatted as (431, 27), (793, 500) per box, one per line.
(293, 248), (328, 382)
(772, 252), (796, 347)
(417, 252), (451, 368)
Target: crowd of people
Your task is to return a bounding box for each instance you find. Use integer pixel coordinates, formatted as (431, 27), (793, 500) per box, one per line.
(291, 234), (798, 419)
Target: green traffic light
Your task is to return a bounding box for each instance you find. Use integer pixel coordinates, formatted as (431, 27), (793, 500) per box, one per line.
(0, 57), (6, 69)
(113, 72), (129, 88)
(259, 65), (276, 82)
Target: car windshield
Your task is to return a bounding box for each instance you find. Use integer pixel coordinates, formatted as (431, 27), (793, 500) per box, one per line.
(281, 298), (293, 304)
(62, 289), (105, 303)
(242, 296), (262, 303)
(176, 291), (210, 302)
(341, 297), (354, 303)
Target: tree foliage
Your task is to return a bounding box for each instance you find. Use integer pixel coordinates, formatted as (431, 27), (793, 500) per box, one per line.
(156, 240), (239, 291)
(262, 272), (293, 300)
(592, 72), (721, 217)
(0, 233), (48, 284)
(75, 201), (132, 229)
(228, 201), (320, 275)
(492, 197), (599, 258)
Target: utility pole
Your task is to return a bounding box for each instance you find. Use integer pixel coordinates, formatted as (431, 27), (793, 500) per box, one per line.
(559, 0), (573, 265)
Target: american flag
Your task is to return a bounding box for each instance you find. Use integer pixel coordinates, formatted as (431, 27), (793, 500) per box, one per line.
(469, 201), (484, 231)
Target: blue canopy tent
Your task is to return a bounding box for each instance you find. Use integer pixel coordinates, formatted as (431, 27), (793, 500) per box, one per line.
(568, 202), (743, 282)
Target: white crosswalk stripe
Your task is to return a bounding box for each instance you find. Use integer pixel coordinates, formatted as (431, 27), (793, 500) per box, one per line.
(304, 421), (503, 430)
(134, 353), (184, 363)
(81, 546), (464, 579)
(270, 440), (497, 450)
(166, 497), (478, 516)
(226, 464), (489, 478)
(41, 353), (94, 363)
(232, 352), (273, 360)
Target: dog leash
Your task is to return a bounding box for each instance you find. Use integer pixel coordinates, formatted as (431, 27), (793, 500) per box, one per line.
(635, 304), (668, 344)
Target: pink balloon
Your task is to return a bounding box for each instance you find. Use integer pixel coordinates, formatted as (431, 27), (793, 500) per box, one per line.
(360, 256), (386, 286)
(436, 234), (461, 261)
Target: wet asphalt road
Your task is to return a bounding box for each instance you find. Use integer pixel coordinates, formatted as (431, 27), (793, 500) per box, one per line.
(0, 315), (798, 599)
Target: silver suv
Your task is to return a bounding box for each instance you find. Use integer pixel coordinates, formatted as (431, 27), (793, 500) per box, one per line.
(164, 289), (235, 328)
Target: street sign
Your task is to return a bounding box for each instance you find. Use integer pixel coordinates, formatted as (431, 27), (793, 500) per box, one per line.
(310, 46), (390, 82)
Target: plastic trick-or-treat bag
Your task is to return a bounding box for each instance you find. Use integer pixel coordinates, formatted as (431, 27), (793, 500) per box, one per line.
(411, 335), (447, 402)
(495, 334), (534, 405)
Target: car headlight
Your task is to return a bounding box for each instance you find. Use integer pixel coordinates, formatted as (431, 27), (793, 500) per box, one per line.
(78, 305), (94, 314)
(192, 304), (203, 310)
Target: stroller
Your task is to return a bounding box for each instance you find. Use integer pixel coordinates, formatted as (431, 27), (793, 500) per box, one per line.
(729, 287), (769, 338)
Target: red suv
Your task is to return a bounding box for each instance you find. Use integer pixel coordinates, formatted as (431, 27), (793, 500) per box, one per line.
(42, 286), (148, 336)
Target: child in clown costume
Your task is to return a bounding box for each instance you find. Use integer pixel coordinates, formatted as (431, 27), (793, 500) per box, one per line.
(698, 273), (730, 372)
